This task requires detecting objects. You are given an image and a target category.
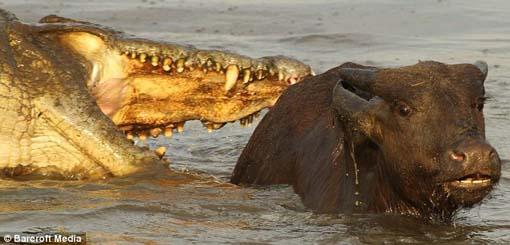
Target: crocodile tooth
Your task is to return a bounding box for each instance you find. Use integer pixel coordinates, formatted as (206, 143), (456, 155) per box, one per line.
(243, 69), (251, 84)
(215, 62), (222, 72)
(289, 77), (298, 85)
(269, 68), (277, 77)
(256, 70), (265, 80)
(176, 58), (185, 73)
(164, 127), (173, 138)
(176, 122), (185, 133)
(206, 59), (214, 70)
(139, 53), (147, 63)
(213, 123), (225, 130)
(126, 131), (134, 140)
(162, 58), (172, 71)
(201, 121), (215, 133)
(138, 132), (148, 141)
(247, 115), (253, 125)
(155, 146), (167, 159)
(151, 56), (159, 66)
(185, 58), (195, 71)
(150, 128), (162, 138)
(225, 65), (239, 91)
(130, 52), (137, 59)
(91, 63), (100, 85)
(278, 71), (284, 81)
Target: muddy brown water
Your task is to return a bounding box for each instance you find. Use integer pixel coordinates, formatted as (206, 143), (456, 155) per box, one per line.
(1, 0), (509, 243)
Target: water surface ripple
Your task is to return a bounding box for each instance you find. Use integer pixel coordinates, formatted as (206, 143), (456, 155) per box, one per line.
(1, 0), (509, 243)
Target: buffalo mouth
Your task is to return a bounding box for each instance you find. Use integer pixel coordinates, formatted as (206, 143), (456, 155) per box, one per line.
(442, 173), (496, 206)
(448, 173), (493, 189)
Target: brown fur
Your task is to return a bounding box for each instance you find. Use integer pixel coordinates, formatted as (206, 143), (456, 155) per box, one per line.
(231, 61), (501, 220)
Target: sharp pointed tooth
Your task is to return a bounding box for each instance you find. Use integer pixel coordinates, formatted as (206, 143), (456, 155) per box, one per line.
(256, 70), (265, 80)
(243, 69), (251, 84)
(164, 127), (173, 138)
(155, 146), (167, 159)
(91, 63), (100, 85)
(176, 58), (185, 73)
(201, 121), (214, 133)
(163, 58), (173, 71)
(311, 70), (316, 76)
(269, 68), (277, 77)
(185, 58), (195, 71)
(126, 131), (134, 140)
(138, 132), (148, 141)
(150, 128), (162, 138)
(213, 123), (225, 130)
(215, 62), (222, 72)
(278, 71), (284, 81)
(289, 77), (298, 85)
(206, 59), (214, 71)
(176, 122), (185, 133)
(225, 65), (239, 92)
(139, 53), (147, 63)
(151, 56), (159, 66)
(247, 115), (253, 125)
(130, 52), (137, 59)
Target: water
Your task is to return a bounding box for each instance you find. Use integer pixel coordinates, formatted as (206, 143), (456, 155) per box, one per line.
(1, 0), (509, 243)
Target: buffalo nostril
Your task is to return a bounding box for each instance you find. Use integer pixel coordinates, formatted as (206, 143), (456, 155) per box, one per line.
(488, 149), (497, 159)
(450, 151), (466, 162)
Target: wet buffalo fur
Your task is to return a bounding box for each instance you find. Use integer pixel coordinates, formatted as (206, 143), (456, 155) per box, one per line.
(231, 61), (501, 221)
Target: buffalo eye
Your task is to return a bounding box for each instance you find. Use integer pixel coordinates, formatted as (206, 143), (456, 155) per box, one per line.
(396, 102), (412, 117)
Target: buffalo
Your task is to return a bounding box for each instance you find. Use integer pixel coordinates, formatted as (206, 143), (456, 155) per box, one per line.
(231, 61), (502, 221)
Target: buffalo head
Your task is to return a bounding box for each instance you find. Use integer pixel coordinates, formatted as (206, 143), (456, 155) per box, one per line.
(332, 61), (501, 217)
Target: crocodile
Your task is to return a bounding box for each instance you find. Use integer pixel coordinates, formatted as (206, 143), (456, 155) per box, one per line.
(0, 9), (312, 180)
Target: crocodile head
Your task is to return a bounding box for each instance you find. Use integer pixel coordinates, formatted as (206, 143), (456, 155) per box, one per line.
(40, 15), (312, 138)
(0, 10), (311, 180)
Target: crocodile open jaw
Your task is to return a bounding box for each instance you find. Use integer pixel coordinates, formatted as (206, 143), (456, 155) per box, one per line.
(40, 16), (312, 141)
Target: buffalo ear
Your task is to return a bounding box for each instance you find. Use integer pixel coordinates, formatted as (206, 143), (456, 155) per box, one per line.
(473, 60), (488, 82)
(331, 80), (384, 142)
